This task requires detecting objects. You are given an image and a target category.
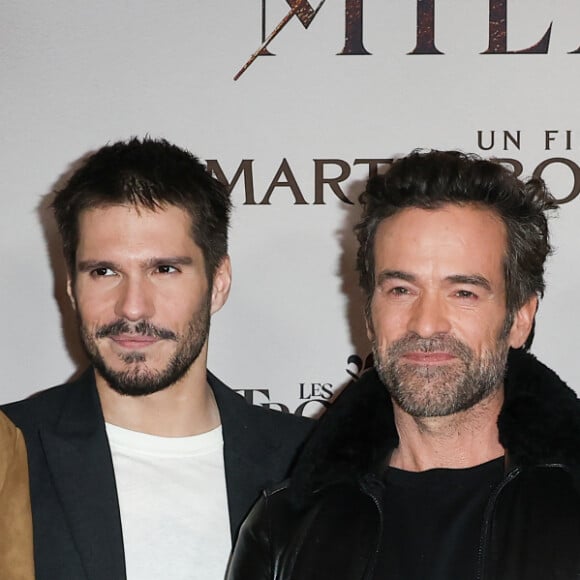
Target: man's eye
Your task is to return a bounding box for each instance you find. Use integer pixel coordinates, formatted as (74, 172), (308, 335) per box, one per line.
(390, 286), (409, 296)
(157, 265), (177, 274)
(456, 289), (477, 299)
(91, 267), (115, 277)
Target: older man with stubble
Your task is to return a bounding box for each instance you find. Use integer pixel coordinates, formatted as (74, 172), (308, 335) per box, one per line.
(227, 150), (580, 580)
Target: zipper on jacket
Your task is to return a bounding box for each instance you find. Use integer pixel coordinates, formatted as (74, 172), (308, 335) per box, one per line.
(475, 467), (520, 580)
(359, 476), (385, 580)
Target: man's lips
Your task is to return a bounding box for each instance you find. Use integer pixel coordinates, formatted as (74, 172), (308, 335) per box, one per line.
(402, 352), (457, 364)
(109, 335), (160, 349)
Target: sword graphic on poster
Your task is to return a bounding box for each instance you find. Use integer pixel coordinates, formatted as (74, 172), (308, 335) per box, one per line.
(234, 0), (327, 80)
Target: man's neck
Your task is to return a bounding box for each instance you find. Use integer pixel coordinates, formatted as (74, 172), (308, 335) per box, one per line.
(95, 359), (220, 437)
(388, 388), (505, 472)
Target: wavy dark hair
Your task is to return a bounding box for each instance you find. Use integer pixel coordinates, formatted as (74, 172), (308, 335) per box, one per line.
(356, 150), (557, 347)
(53, 137), (231, 281)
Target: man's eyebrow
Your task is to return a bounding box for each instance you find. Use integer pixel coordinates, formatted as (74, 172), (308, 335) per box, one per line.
(144, 256), (194, 268)
(446, 274), (492, 291)
(376, 270), (416, 285)
(77, 260), (117, 272)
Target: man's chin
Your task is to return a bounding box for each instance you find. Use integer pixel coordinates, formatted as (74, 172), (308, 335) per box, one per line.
(394, 365), (461, 386)
(105, 376), (171, 398)
(99, 361), (154, 379)
(94, 363), (171, 397)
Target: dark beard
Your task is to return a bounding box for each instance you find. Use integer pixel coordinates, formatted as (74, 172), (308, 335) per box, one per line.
(79, 294), (211, 397)
(373, 332), (509, 418)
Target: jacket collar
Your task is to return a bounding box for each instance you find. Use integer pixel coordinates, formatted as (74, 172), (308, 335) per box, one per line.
(207, 370), (282, 539)
(40, 369), (126, 580)
(290, 349), (580, 499)
(499, 349), (580, 468)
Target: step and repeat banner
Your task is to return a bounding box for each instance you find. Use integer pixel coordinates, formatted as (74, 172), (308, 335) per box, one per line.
(1, 1), (578, 412)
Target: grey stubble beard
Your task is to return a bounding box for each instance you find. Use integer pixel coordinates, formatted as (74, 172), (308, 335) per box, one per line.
(373, 332), (509, 418)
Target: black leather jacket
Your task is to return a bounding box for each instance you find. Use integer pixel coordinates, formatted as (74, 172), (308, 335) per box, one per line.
(227, 350), (580, 580)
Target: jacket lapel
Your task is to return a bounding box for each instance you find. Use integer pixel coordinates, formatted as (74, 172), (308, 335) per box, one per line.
(40, 371), (126, 580)
(208, 372), (278, 540)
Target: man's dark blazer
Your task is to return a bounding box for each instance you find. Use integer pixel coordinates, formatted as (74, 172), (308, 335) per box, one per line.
(2, 369), (312, 580)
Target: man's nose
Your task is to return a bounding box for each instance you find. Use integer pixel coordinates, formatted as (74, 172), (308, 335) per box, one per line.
(114, 276), (155, 321)
(407, 292), (451, 338)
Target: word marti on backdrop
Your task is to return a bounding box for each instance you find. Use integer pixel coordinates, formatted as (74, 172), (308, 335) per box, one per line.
(207, 147), (580, 207)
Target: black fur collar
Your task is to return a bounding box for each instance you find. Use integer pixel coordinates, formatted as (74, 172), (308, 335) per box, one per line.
(290, 349), (580, 499)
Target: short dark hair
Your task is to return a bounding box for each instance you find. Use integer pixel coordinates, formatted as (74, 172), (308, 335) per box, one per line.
(53, 137), (231, 280)
(356, 150), (557, 323)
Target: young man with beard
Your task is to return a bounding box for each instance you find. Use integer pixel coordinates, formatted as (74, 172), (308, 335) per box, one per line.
(227, 150), (580, 580)
(3, 138), (311, 580)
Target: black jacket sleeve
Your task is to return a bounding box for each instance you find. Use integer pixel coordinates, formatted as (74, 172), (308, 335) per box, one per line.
(227, 493), (274, 580)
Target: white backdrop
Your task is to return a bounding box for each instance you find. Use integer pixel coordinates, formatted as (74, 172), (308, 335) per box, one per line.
(1, 1), (579, 414)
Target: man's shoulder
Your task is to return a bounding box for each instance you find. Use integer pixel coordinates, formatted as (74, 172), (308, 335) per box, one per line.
(0, 409), (28, 478)
(246, 400), (314, 443)
(208, 371), (314, 439)
(0, 410), (19, 447)
(242, 395), (312, 427)
(1, 371), (93, 431)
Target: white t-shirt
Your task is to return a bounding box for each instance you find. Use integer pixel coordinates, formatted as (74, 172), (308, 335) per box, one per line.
(105, 423), (231, 580)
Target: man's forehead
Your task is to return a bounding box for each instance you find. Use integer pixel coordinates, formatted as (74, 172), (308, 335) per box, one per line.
(79, 201), (169, 217)
(77, 202), (194, 230)
(74, 203), (199, 256)
(373, 204), (508, 278)
(376, 203), (506, 241)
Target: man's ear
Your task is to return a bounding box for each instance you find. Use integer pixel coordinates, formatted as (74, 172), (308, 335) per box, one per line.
(66, 272), (77, 311)
(210, 256), (232, 315)
(508, 295), (538, 349)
